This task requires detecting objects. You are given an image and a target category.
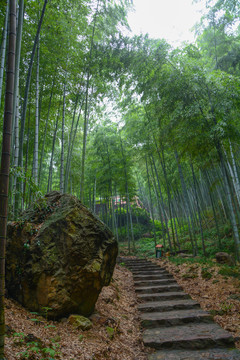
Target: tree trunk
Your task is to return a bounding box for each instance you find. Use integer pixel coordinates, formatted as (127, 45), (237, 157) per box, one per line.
(174, 150), (197, 255)
(47, 101), (61, 193)
(149, 156), (166, 249)
(60, 76), (67, 193)
(12, 91), (19, 216)
(11, 0), (23, 155)
(151, 154), (172, 251)
(19, 0), (48, 171)
(0, 1), (16, 357)
(146, 156), (156, 246)
(33, 39), (40, 185)
(38, 76), (55, 187)
(64, 92), (80, 193)
(0, 0), (9, 109)
(80, 0), (99, 202)
(190, 162), (206, 255)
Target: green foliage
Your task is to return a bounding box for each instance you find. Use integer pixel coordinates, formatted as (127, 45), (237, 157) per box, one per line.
(13, 332), (25, 344)
(210, 301), (234, 316)
(201, 268), (213, 280)
(106, 326), (115, 340)
(151, 219), (163, 232)
(182, 273), (198, 279)
(133, 238), (156, 258)
(132, 206), (151, 226)
(169, 256), (215, 266)
(118, 223), (150, 241)
(78, 334), (84, 342)
(218, 265), (240, 279)
(15, 333), (61, 360)
(41, 306), (53, 321)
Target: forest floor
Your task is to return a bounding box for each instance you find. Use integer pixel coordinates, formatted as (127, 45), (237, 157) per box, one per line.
(5, 264), (150, 360)
(4, 257), (240, 359)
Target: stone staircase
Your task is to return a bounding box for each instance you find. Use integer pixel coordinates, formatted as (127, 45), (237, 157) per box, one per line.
(119, 257), (240, 360)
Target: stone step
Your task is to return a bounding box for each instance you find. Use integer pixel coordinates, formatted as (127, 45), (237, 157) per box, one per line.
(138, 291), (190, 302)
(133, 274), (174, 281)
(138, 299), (200, 313)
(126, 262), (159, 266)
(134, 279), (177, 287)
(141, 309), (212, 328)
(125, 263), (152, 267)
(131, 270), (170, 276)
(143, 323), (235, 350)
(128, 266), (164, 271)
(149, 348), (240, 360)
(119, 260), (149, 265)
(135, 284), (182, 294)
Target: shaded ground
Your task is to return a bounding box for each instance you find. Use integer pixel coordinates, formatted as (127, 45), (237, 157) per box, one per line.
(5, 265), (149, 360)
(4, 257), (240, 359)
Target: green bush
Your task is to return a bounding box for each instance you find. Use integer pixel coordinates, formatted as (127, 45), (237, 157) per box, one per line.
(201, 268), (212, 280)
(151, 219), (165, 232)
(218, 265), (240, 279)
(117, 223), (149, 241)
(115, 206), (151, 229)
(134, 237), (156, 258)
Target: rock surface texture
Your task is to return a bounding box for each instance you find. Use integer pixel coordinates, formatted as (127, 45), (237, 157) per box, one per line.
(6, 191), (117, 318)
(120, 257), (240, 360)
(216, 252), (235, 265)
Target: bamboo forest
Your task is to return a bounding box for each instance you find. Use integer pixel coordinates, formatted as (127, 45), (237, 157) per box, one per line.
(1, 0), (240, 359)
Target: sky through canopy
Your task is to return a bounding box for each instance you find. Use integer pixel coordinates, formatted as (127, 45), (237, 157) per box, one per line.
(127, 0), (207, 46)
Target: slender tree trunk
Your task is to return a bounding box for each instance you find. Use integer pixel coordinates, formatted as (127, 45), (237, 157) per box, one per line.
(171, 202), (181, 250)
(190, 162), (206, 255)
(12, 91), (19, 215)
(47, 102), (61, 193)
(33, 39), (40, 185)
(66, 98), (84, 191)
(220, 156), (240, 260)
(60, 76), (67, 193)
(0, 1), (16, 357)
(11, 0), (23, 155)
(229, 141), (240, 205)
(93, 175), (96, 214)
(80, 1), (99, 202)
(149, 157), (166, 249)
(203, 169), (222, 248)
(10, 0), (23, 209)
(208, 87), (240, 260)
(38, 76), (55, 187)
(160, 148), (176, 250)
(174, 150), (197, 255)
(151, 155), (172, 251)
(19, 0), (48, 170)
(64, 92), (80, 192)
(120, 136), (135, 249)
(146, 156), (156, 246)
(11, 0), (24, 215)
(125, 197), (131, 252)
(23, 99), (31, 207)
(0, 0), (9, 109)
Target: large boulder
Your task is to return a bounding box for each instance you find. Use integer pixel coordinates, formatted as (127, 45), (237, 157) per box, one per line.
(216, 252), (235, 266)
(6, 191), (118, 319)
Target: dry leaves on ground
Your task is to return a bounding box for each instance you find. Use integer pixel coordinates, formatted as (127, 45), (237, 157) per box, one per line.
(5, 265), (149, 360)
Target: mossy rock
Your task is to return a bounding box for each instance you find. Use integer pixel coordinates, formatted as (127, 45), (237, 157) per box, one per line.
(68, 315), (92, 331)
(6, 192), (118, 319)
